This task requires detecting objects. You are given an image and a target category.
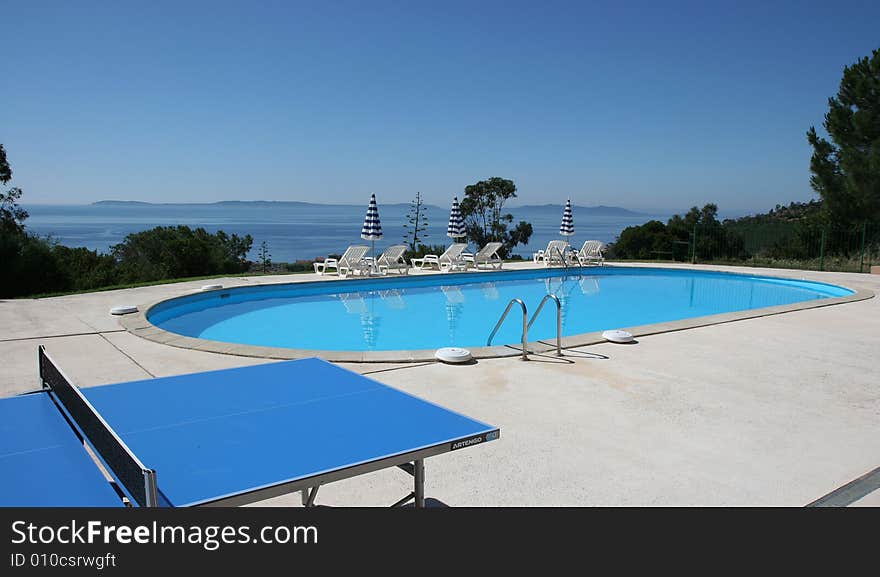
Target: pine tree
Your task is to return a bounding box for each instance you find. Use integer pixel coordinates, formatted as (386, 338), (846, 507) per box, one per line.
(807, 48), (880, 227)
(403, 191), (429, 251)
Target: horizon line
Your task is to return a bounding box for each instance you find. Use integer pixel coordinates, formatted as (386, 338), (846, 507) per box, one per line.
(17, 199), (706, 215)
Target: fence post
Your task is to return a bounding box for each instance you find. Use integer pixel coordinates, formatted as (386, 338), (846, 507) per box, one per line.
(819, 228), (827, 271)
(859, 221), (867, 273)
(691, 224), (697, 264)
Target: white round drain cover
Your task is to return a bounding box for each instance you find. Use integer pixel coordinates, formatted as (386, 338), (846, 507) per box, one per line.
(602, 329), (634, 343)
(435, 347), (473, 363)
(109, 305), (138, 316)
(201, 284), (223, 291)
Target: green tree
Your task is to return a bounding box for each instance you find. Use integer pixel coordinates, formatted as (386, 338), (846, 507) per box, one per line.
(459, 177), (532, 258)
(610, 220), (673, 260)
(51, 244), (119, 290)
(665, 204), (745, 260)
(0, 144), (11, 184)
(807, 48), (880, 227)
(258, 240), (272, 273)
(0, 143), (47, 298)
(6, 235), (68, 297)
(609, 204), (745, 261)
(0, 144), (28, 234)
(402, 191), (429, 251)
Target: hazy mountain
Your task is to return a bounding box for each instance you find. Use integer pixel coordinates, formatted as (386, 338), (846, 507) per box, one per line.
(510, 203), (645, 216)
(92, 200), (642, 214)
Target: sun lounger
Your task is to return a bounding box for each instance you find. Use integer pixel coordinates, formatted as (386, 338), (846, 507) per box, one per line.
(534, 240), (571, 266)
(464, 242), (503, 270)
(410, 243), (469, 272)
(573, 240), (606, 266)
(373, 244), (409, 275)
(314, 245), (370, 277)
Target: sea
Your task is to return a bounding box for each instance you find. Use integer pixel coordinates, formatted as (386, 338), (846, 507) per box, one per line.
(21, 203), (675, 263)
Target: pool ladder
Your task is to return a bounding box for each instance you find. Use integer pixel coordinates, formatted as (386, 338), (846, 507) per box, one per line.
(486, 294), (563, 360)
(550, 243), (580, 270)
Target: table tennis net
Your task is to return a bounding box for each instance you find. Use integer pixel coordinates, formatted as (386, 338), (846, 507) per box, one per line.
(38, 346), (158, 507)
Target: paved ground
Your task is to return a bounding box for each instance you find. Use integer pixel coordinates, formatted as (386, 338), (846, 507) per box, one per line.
(1, 262), (878, 507)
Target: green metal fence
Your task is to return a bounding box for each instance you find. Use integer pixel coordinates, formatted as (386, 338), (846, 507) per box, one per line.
(643, 221), (878, 273)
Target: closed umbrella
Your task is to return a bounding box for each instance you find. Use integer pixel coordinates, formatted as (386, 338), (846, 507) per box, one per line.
(558, 198), (575, 264)
(447, 196), (466, 243)
(559, 198), (574, 243)
(361, 193), (383, 274)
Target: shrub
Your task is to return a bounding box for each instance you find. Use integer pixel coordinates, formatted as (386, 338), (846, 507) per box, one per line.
(111, 226), (252, 283)
(403, 243), (449, 262)
(285, 260), (317, 273)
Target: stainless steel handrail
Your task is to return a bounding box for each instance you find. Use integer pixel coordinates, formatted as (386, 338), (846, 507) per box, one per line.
(486, 298), (528, 360)
(527, 294), (563, 356)
(550, 244), (567, 267)
(551, 243), (579, 269)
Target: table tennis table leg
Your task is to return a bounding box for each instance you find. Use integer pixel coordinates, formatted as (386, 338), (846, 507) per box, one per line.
(414, 459), (425, 508)
(300, 461), (424, 508)
(301, 486), (319, 507)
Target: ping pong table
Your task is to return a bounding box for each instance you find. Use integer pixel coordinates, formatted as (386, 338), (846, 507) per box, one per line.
(0, 346), (499, 507)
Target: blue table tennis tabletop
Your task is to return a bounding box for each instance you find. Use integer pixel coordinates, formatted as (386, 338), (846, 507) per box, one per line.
(1, 357), (499, 507)
(0, 393), (125, 507)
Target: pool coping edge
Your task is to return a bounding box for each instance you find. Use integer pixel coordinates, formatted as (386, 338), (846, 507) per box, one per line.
(118, 266), (875, 363)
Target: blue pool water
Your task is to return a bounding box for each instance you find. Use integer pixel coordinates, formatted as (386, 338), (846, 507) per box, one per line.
(147, 267), (853, 352)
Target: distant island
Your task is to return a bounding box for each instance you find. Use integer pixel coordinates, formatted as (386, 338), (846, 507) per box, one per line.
(512, 204), (644, 216)
(92, 199), (418, 209)
(92, 200), (156, 206)
(92, 199), (645, 215)
(94, 199), (347, 207)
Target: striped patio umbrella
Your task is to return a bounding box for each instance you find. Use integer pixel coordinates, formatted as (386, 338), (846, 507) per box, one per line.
(446, 196), (466, 243)
(559, 198), (574, 243)
(361, 193), (383, 273)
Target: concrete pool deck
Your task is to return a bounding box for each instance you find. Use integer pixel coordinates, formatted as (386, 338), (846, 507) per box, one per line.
(1, 261), (878, 507)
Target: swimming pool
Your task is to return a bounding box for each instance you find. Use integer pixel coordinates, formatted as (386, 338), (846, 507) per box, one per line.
(144, 267), (855, 356)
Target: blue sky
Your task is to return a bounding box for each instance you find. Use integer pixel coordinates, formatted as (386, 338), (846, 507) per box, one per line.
(3, 0), (878, 216)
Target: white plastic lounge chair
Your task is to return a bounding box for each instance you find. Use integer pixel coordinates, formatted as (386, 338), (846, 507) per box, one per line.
(373, 244), (409, 275)
(573, 240), (606, 266)
(410, 243), (469, 272)
(464, 242), (503, 270)
(314, 245), (370, 277)
(536, 240), (571, 267)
